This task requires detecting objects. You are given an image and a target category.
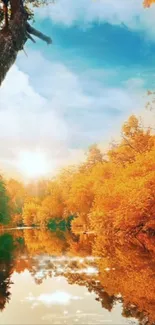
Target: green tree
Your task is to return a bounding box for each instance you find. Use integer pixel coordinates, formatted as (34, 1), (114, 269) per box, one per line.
(0, 177), (10, 225)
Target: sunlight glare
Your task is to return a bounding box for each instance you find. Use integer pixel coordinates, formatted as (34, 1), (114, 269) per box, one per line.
(17, 150), (51, 179)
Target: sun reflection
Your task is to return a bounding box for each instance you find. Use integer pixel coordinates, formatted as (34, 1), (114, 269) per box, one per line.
(26, 291), (83, 306)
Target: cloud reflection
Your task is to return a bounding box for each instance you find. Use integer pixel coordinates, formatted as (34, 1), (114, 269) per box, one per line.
(26, 291), (83, 307)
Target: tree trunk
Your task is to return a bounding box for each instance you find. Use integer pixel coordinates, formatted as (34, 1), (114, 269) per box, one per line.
(0, 11), (27, 86)
(0, 1), (52, 86)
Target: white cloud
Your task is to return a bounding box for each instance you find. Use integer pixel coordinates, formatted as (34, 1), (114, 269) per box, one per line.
(36, 0), (155, 38)
(124, 78), (146, 90)
(0, 64), (68, 178)
(0, 51), (152, 180)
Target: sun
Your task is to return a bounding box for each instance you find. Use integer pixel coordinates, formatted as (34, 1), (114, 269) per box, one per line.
(17, 150), (51, 179)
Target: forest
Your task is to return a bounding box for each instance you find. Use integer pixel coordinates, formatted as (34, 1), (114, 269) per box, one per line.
(0, 2), (155, 324)
(0, 114), (154, 252)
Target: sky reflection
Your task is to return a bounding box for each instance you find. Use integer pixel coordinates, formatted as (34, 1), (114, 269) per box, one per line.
(0, 260), (138, 325)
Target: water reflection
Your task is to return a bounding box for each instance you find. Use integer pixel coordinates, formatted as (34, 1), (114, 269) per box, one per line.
(0, 229), (154, 324)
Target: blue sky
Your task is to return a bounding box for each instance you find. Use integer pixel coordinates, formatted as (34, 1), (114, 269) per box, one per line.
(0, 0), (155, 179)
(35, 19), (155, 70)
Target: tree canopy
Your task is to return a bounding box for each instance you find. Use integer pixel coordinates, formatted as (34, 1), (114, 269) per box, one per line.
(0, 177), (10, 225)
(0, 114), (154, 254)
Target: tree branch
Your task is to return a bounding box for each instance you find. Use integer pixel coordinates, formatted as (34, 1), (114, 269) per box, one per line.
(26, 23), (52, 44)
(0, 0), (52, 85)
(26, 32), (36, 43)
(121, 133), (140, 153)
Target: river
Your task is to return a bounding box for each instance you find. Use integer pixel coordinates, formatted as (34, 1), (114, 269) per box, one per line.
(0, 228), (154, 325)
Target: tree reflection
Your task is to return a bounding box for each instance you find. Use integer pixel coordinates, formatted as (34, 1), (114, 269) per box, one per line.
(0, 229), (155, 325)
(0, 263), (12, 311)
(0, 233), (15, 311)
(96, 242), (155, 325)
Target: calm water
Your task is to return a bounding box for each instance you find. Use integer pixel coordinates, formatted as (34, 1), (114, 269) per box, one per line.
(0, 229), (154, 325)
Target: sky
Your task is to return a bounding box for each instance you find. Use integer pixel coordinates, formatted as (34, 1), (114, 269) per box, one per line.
(0, 0), (155, 180)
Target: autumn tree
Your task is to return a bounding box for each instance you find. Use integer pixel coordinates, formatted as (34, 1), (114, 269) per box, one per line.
(90, 116), (155, 246)
(143, 0), (155, 7)
(6, 178), (26, 226)
(108, 115), (154, 165)
(79, 144), (103, 173)
(86, 144), (103, 166)
(56, 166), (78, 213)
(26, 180), (49, 199)
(65, 170), (94, 231)
(22, 198), (40, 226)
(19, 115), (154, 238)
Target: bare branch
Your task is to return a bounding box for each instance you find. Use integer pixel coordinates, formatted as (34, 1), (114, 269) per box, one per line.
(0, 0), (52, 84)
(121, 133), (140, 153)
(26, 23), (52, 44)
(26, 31), (36, 43)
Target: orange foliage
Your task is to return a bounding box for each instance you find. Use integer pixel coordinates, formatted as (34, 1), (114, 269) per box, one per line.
(23, 229), (71, 255)
(22, 198), (40, 226)
(4, 115), (155, 253)
(97, 244), (155, 324)
(143, 0), (155, 7)
(6, 179), (27, 225)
